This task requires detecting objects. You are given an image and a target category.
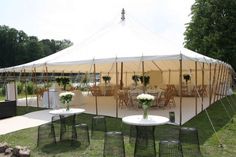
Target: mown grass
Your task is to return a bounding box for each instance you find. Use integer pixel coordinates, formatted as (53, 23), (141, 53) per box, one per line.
(0, 95), (236, 156)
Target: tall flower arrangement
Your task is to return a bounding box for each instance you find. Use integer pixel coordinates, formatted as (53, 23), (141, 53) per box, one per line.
(137, 93), (155, 119)
(59, 91), (75, 111)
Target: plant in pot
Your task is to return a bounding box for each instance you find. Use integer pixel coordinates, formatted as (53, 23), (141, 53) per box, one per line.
(183, 74), (191, 84)
(140, 75), (150, 87)
(56, 77), (70, 90)
(132, 75), (140, 87)
(55, 77), (62, 86)
(102, 76), (111, 85)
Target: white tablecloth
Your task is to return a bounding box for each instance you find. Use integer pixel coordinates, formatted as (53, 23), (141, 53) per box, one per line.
(43, 90), (60, 109)
(49, 108), (85, 116)
(122, 115), (169, 126)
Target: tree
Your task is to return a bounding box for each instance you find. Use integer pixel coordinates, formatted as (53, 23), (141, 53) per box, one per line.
(0, 25), (73, 68)
(184, 0), (236, 70)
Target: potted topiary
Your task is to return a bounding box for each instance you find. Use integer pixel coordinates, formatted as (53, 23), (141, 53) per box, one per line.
(140, 75), (150, 87)
(132, 75), (140, 87)
(102, 76), (111, 85)
(55, 77), (70, 90)
(183, 74), (191, 84)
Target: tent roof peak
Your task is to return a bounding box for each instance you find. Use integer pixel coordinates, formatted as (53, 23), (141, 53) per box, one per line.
(121, 8), (125, 21)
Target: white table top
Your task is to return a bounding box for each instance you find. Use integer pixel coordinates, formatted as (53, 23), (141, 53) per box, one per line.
(49, 108), (85, 116)
(122, 115), (169, 126)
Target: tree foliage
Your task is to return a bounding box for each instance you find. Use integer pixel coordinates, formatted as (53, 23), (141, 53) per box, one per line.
(0, 25), (73, 68)
(184, 0), (236, 70)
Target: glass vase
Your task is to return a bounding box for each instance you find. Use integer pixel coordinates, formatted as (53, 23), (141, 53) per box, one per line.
(65, 102), (70, 111)
(142, 105), (149, 119)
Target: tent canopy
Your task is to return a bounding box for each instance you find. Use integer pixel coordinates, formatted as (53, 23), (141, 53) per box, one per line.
(0, 13), (229, 74)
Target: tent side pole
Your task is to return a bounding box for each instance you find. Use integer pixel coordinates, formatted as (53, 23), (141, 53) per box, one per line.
(13, 71), (17, 101)
(195, 61), (198, 115)
(179, 58), (183, 125)
(23, 69), (28, 107)
(222, 66), (228, 97)
(168, 69), (171, 84)
(225, 68), (232, 96)
(93, 64), (98, 115)
(125, 72), (127, 87)
(201, 63), (204, 111)
(33, 67), (39, 108)
(219, 65), (225, 99)
(211, 64), (217, 104)
(218, 64), (224, 100)
(209, 63), (212, 107)
(116, 62), (118, 118)
(214, 64), (222, 102)
(142, 61), (145, 92)
(120, 62), (123, 90)
(45, 66), (50, 108)
(224, 67), (230, 96)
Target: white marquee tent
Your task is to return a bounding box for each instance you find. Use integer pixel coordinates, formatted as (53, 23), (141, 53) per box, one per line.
(0, 10), (233, 124)
(0, 12), (230, 74)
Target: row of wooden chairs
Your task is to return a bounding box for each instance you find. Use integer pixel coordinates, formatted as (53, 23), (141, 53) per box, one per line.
(116, 87), (176, 109)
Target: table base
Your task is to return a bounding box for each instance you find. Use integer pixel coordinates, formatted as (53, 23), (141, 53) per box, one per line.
(134, 126), (156, 157)
(59, 115), (76, 143)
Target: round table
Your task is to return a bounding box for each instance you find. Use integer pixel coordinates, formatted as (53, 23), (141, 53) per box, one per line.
(49, 108), (85, 116)
(49, 108), (85, 142)
(122, 115), (169, 157)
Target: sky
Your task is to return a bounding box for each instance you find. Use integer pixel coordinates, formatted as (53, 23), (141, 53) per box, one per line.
(0, 0), (195, 47)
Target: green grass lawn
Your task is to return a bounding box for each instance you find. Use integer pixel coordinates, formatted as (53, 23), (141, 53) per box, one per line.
(0, 95), (236, 156)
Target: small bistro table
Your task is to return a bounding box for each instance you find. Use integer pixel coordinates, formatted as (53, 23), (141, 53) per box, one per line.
(122, 115), (169, 157)
(49, 108), (85, 142)
(49, 108), (85, 116)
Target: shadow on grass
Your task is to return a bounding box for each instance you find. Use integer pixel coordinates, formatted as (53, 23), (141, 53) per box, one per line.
(38, 140), (83, 154)
(183, 95), (236, 145)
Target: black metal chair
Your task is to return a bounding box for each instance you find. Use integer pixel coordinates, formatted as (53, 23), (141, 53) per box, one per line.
(134, 126), (156, 157)
(73, 123), (90, 148)
(59, 114), (76, 142)
(37, 122), (56, 147)
(179, 127), (203, 157)
(91, 115), (107, 139)
(103, 131), (125, 157)
(159, 140), (183, 157)
(155, 124), (180, 141)
(51, 115), (62, 142)
(129, 125), (136, 145)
